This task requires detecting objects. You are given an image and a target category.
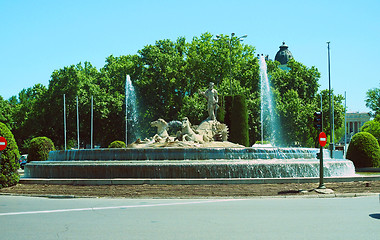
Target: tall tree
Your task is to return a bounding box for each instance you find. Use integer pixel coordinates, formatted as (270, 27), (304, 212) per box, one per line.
(133, 37), (187, 137)
(9, 84), (47, 152)
(0, 96), (13, 130)
(365, 86), (380, 117)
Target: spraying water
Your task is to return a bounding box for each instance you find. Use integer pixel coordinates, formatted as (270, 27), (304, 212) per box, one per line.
(125, 75), (140, 144)
(258, 55), (282, 145)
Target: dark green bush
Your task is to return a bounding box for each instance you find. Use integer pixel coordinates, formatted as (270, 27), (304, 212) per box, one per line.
(28, 137), (56, 162)
(223, 96), (233, 130)
(0, 122), (20, 188)
(346, 132), (380, 168)
(224, 95), (249, 147)
(108, 140), (126, 148)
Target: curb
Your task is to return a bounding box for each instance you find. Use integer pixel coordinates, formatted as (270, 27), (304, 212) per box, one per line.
(2, 192), (378, 199)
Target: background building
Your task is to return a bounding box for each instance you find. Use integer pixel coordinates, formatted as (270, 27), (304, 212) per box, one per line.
(274, 42), (293, 70)
(346, 111), (371, 134)
(339, 112), (371, 146)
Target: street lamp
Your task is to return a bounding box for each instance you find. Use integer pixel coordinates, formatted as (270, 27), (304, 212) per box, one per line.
(327, 41), (334, 157)
(215, 33), (247, 95)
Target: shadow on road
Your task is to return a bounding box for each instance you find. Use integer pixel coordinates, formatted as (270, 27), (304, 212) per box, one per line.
(369, 213), (380, 220)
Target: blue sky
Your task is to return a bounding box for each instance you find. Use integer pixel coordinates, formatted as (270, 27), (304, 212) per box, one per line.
(1, 0), (379, 112)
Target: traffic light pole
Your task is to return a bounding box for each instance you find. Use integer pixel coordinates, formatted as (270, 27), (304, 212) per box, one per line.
(314, 111), (326, 189)
(318, 145), (325, 189)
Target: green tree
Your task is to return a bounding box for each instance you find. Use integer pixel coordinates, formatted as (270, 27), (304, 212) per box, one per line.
(6, 32), (330, 149)
(0, 96), (13, 130)
(38, 62), (103, 148)
(183, 33), (259, 144)
(276, 90), (315, 146)
(9, 84), (47, 152)
(317, 90), (345, 146)
(267, 59), (322, 147)
(135, 38), (187, 124)
(361, 118), (380, 143)
(269, 59), (320, 104)
(365, 86), (380, 117)
(0, 122), (20, 188)
(266, 58), (344, 147)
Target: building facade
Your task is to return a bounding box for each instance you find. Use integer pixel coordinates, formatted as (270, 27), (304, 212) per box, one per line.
(346, 112), (371, 135)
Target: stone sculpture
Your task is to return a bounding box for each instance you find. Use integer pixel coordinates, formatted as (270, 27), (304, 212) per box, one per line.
(179, 117), (210, 143)
(130, 83), (231, 148)
(150, 119), (170, 142)
(199, 82), (219, 120)
(147, 117), (228, 146)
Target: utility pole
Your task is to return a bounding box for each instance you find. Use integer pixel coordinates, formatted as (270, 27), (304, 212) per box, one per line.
(327, 41), (334, 158)
(76, 96), (80, 149)
(91, 96), (93, 149)
(63, 94), (67, 150)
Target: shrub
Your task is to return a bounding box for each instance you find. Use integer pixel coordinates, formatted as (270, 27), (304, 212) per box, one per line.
(28, 137), (56, 162)
(108, 140), (126, 148)
(346, 132), (380, 168)
(224, 95), (249, 147)
(0, 122), (20, 188)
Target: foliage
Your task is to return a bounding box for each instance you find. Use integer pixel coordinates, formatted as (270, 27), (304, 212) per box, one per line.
(229, 95), (249, 147)
(346, 132), (380, 168)
(28, 137), (56, 162)
(0, 96), (13, 130)
(8, 84), (47, 153)
(365, 86), (380, 117)
(0, 122), (20, 188)
(361, 119), (380, 144)
(1, 32), (342, 149)
(108, 140), (126, 148)
(266, 59), (345, 147)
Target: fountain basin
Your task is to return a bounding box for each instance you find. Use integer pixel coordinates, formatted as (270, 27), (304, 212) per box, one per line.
(24, 159), (355, 179)
(24, 147), (356, 179)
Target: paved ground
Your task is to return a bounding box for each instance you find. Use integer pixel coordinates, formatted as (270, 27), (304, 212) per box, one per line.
(1, 195), (380, 239)
(1, 181), (380, 198)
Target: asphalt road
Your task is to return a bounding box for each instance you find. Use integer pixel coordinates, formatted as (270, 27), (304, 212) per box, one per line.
(1, 195), (379, 240)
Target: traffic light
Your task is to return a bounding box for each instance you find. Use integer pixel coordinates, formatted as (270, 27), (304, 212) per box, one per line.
(314, 111), (322, 130)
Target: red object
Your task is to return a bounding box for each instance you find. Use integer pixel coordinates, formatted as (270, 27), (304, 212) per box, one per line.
(319, 132), (327, 147)
(0, 136), (7, 151)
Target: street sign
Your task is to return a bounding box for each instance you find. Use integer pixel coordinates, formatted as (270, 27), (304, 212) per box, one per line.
(319, 132), (327, 147)
(0, 136), (7, 151)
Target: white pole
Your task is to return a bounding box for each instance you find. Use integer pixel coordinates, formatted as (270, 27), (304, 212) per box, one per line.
(260, 64), (263, 144)
(332, 92), (335, 151)
(125, 75), (129, 145)
(344, 91), (347, 156)
(63, 94), (67, 150)
(91, 96), (93, 149)
(76, 96), (80, 149)
(320, 93), (323, 130)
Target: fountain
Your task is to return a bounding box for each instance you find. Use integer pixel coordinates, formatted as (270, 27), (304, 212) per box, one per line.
(258, 54), (282, 145)
(24, 147), (355, 179)
(24, 77), (356, 181)
(125, 75), (140, 144)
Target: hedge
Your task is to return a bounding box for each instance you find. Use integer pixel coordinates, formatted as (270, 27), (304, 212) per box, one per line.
(0, 122), (20, 188)
(28, 137), (56, 162)
(108, 140), (126, 148)
(346, 132), (380, 168)
(224, 95), (249, 147)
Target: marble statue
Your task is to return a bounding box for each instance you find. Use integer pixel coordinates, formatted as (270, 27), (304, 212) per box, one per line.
(199, 82), (219, 120)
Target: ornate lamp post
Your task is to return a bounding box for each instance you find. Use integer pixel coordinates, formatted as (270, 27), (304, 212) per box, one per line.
(215, 33), (247, 95)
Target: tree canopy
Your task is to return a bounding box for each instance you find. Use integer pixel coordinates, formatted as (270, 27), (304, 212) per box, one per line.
(0, 32), (345, 150)
(366, 86), (380, 117)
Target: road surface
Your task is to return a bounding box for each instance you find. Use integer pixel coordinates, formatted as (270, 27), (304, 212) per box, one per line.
(1, 195), (379, 239)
